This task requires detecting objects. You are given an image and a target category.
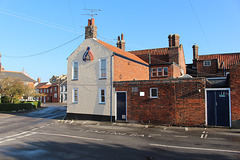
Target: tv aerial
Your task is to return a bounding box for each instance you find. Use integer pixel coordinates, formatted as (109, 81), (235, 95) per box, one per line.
(82, 9), (102, 18)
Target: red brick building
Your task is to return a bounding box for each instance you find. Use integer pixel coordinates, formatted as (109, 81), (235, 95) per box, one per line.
(129, 34), (186, 79)
(114, 78), (206, 126)
(187, 45), (240, 78)
(36, 82), (60, 103)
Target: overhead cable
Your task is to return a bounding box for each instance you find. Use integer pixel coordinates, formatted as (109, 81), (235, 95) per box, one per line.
(3, 34), (84, 58)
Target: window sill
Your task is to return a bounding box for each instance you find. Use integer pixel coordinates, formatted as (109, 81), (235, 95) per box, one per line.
(150, 97), (158, 98)
(72, 79), (78, 81)
(72, 102), (78, 104)
(99, 78), (107, 80)
(99, 102), (106, 105)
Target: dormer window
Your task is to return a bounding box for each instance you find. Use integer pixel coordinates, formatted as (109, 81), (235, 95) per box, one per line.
(203, 60), (211, 66)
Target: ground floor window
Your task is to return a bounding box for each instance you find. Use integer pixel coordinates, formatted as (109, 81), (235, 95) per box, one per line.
(99, 88), (106, 104)
(73, 88), (78, 103)
(150, 88), (158, 98)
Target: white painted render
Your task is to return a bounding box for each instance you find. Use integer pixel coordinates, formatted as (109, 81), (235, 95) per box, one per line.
(67, 38), (115, 116)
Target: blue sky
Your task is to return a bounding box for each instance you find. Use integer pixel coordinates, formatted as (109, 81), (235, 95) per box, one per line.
(0, 0), (239, 82)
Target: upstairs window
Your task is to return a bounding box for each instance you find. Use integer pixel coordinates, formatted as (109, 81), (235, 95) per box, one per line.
(163, 67), (168, 76)
(99, 58), (107, 79)
(150, 88), (158, 98)
(72, 61), (79, 80)
(203, 60), (211, 66)
(157, 67), (162, 76)
(151, 68), (157, 77)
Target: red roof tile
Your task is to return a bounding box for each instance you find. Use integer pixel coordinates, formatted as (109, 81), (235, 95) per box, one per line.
(129, 48), (176, 64)
(199, 53), (240, 69)
(96, 39), (149, 65)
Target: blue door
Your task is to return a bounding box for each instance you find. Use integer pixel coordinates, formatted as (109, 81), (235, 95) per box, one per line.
(207, 90), (230, 126)
(117, 92), (127, 121)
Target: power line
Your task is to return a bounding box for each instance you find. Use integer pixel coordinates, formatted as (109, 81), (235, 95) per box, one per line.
(0, 9), (81, 34)
(189, 1), (213, 53)
(67, 0), (77, 34)
(3, 34), (84, 58)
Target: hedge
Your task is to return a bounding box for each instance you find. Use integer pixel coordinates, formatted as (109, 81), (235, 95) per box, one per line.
(21, 101), (41, 109)
(0, 103), (37, 112)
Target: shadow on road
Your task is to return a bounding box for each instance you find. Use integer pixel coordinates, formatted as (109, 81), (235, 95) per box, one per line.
(0, 105), (67, 120)
(0, 140), (235, 160)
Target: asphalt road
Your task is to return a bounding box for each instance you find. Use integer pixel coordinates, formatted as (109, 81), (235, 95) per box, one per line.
(0, 104), (240, 160)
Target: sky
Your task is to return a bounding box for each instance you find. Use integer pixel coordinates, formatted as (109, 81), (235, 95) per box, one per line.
(0, 0), (239, 82)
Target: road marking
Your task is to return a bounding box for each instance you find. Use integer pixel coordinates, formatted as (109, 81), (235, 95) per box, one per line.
(31, 128), (39, 131)
(0, 131), (35, 144)
(35, 132), (103, 141)
(5, 131), (29, 139)
(201, 131), (208, 139)
(174, 135), (188, 138)
(150, 144), (240, 153)
(148, 134), (162, 138)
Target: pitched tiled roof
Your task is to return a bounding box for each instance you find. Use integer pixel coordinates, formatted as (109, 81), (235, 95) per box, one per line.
(35, 82), (48, 89)
(96, 39), (149, 66)
(39, 84), (51, 89)
(0, 71), (36, 83)
(129, 48), (175, 64)
(198, 52), (240, 69)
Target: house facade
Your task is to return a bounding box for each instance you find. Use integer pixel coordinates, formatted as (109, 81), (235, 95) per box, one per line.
(67, 18), (149, 121)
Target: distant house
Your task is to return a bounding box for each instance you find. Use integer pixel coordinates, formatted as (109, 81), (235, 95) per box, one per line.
(50, 74), (67, 84)
(129, 34), (186, 79)
(187, 45), (240, 78)
(187, 45), (240, 87)
(0, 59), (37, 101)
(60, 79), (67, 103)
(35, 81), (60, 103)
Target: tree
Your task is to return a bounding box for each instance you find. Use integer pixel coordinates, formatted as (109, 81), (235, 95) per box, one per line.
(0, 77), (25, 103)
(0, 77), (43, 103)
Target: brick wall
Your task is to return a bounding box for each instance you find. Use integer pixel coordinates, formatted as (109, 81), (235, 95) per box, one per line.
(196, 59), (221, 77)
(114, 78), (206, 126)
(230, 63), (240, 121)
(114, 56), (149, 81)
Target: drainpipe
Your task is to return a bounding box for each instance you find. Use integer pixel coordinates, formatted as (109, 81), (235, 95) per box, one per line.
(110, 54), (114, 122)
(149, 53), (151, 80)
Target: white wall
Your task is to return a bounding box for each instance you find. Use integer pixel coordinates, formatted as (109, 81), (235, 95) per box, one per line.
(67, 38), (115, 116)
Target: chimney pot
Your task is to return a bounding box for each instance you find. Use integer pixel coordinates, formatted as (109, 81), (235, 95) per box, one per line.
(168, 34), (173, 47)
(121, 33), (124, 40)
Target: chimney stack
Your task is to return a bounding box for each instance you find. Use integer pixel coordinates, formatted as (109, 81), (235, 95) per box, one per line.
(116, 36), (121, 48)
(85, 18), (97, 39)
(192, 45), (199, 60)
(168, 34), (180, 47)
(116, 33), (126, 50)
(120, 33), (125, 51)
(172, 34), (180, 46)
(37, 77), (41, 83)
